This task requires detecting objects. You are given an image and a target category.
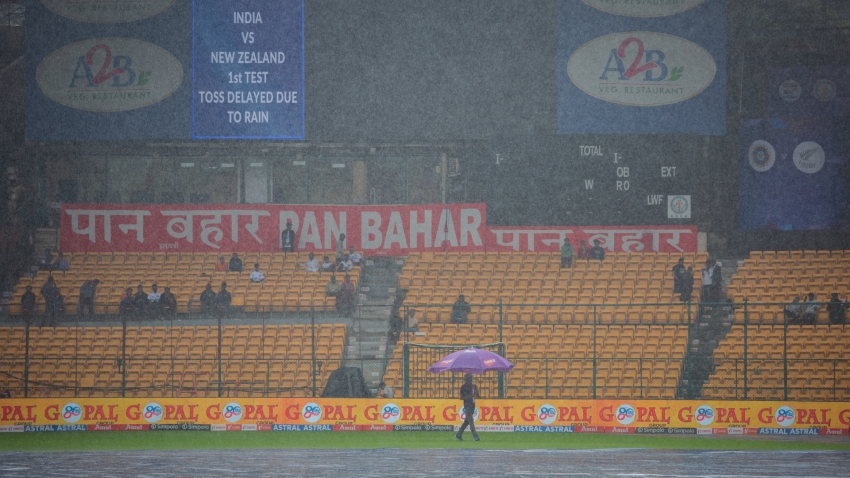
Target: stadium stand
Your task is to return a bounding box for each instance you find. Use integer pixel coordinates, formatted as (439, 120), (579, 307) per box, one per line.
(382, 323), (688, 399)
(7, 252), (360, 315)
(0, 324), (345, 398)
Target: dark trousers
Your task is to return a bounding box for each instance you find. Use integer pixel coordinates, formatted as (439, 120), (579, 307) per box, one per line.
(701, 285), (713, 302)
(560, 256), (572, 268)
(457, 404), (478, 438)
(78, 298), (94, 318)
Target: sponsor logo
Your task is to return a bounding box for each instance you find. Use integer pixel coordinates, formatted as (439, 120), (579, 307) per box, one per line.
(302, 402), (322, 423)
(223, 402), (243, 423)
(748, 140), (776, 173)
(271, 424), (332, 432)
(727, 427), (743, 435)
(257, 424), (273, 431)
(820, 428), (848, 436)
(0, 426), (25, 433)
(636, 427), (667, 434)
(226, 424), (243, 431)
(392, 424), (450, 432)
(576, 426), (601, 433)
(774, 406), (796, 427)
(514, 426), (571, 433)
(143, 402), (163, 423)
(696, 428), (713, 436)
(579, 0), (708, 18)
(36, 38), (184, 113)
(182, 424), (211, 431)
(334, 424), (358, 432)
(607, 426), (634, 434)
(459, 407), (479, 423)
(668, 195), (691, 219)
(694, 405), (716, 427)
(813, 79), (836, 102)
(759, 428), (819, 436)
(88, 424), (149, 432)
(149, 424), (179, 431)
(211, 424), (227, 431)
(460, 425), (516, 433)
(61, 403), (83, 424)
(40, 0), (177, 24)
(615, 404), (636, 426)
(365, 424), (393, 432)
(88, 424), (114, 432)
(567, 32), (716, 107)
(793, 142), (825, 174)
(380, 403), (401, 424)
(537, 404), (557, 425)
(666, 428), (696, 435)
(24, 425), (87, 432)
(779, 80), (801, 103)
(483, 358), (497, 367)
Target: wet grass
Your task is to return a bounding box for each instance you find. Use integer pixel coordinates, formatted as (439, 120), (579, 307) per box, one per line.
(2, 432), (850, 452)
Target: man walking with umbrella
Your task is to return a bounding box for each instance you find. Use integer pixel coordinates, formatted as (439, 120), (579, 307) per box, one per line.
(456, 373), (480, 441)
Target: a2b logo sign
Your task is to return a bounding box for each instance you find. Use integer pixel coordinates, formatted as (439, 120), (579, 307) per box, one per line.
(69, 44), (150, 88)
(600, 37), (680, 82)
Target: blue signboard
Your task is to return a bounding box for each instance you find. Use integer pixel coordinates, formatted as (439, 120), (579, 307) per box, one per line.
(738, 118), (850, 231)
(192, 0), (305, 139)
(558, 0), (726, 135)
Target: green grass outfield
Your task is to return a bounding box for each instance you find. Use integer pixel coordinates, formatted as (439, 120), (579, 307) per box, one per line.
(1, 432), (850, 452)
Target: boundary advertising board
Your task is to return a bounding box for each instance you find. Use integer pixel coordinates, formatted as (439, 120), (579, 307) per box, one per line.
(1, 399), (848, 436)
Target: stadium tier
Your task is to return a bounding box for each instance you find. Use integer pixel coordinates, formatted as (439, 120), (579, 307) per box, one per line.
(0, 324), (346, 398)
(726, 250), (850, 317)
(400, 252), (709, 324)
(703, 325), (850, 401)
(8, 252), (360, 315)
(383, 324), (688, 400)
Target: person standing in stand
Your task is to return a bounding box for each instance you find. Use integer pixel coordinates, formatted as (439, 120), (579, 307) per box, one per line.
(281, 220), (297, 253)
(456, 373), (480, 441)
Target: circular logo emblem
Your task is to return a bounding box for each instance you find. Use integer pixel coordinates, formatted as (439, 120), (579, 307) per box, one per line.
(142, 402), (163, 423)
(793, 142), (825, 174)
(695, 405), (715, 426)
(223, 402), (243, 423)
(813, 79), (836, 102)
(380, 403), (401, 424)
(615, 404), (636, 425)
(61, 402), (83, 423)
(669, 196), (690, 215)
(779, 80), (802, 103)
(537, 404), (557, 425)
(302, 402), (323, 423)
(459, 407), (479, 423)
(748, 140), (776, 172)
(775, 406), (796, 427)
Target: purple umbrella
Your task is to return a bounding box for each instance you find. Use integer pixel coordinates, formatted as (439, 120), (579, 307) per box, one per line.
(428, 347), (515, 375)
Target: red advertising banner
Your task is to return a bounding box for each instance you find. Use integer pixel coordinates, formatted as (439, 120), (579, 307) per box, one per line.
(60, 203), (697, 255)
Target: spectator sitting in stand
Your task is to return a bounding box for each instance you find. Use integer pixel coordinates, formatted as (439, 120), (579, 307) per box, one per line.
(337, 254), (353, 273)
(134, 285), (150, 315)
(784, 296), (802, 324)
(53, 252), (69, 272)
(199, 283), (216, 315)
(21, 285), (37, 321)
(119, 287), (136, 316)
(376, 381), (393, 399)
(216, 282), (232, 316)
(303, 252), (319, 272)
(77, 279), (99, 319)
(826, 293), (848, 325)
(228, 253), (243, 272)
(589, 239), (606, 261)
(0, 388), (11, 398)
(451, 294), (471, 324)
(325, 275), (342, 297)
(249, 263), (265, 282)
(405, 309), (419, 332)
(802, 293), (821, 324)
(576, 240), (590, 260)
(672, 258), (686, 295)
(348, 246), (363, 266)
(215, 255), (228, 272)
(39, 248), (54, 271)
(560, 238), (573, 268)
(160, 287), (177, 316)
(321, 255), (336, 273)
(147, 283), (162, 316)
